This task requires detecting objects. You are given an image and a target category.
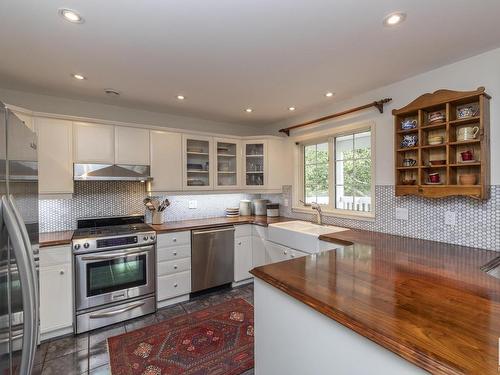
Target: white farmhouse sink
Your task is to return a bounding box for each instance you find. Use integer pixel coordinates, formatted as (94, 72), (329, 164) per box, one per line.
(268, 221), (348, 253)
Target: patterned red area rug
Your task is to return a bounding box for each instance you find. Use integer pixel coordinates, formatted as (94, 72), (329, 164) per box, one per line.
(107, 298), (254, 375)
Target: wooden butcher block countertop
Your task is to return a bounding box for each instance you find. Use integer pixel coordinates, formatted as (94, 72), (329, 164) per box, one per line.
(251, 229), (500, 374)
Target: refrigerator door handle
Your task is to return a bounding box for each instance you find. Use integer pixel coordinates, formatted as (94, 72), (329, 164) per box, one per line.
(9, 194), (39, 332)
(2, 196), (37, 375)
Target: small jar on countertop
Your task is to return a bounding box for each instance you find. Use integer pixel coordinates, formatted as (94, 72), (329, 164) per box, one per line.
(266, 203), (280, 217)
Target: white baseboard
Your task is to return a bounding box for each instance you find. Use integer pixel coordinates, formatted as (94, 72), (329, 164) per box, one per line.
(40, 326), (74, 342)
(157, 294), (190, 309)
(232, 278), (254, 288)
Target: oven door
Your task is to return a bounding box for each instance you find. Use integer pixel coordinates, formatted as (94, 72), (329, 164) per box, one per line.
(75, 245), (155, 311)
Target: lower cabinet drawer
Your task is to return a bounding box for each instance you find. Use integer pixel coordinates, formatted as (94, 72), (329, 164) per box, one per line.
(158, 257), (191, 276)
(157, 245), (191, 262)
(157, 271), (191, 301)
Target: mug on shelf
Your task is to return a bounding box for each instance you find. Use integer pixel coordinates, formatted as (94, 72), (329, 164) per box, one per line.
(456, 126), (479, 141)
(460, 150), (475, 162)
(402, 158), (417, 167)
(428, 173), (441, 183)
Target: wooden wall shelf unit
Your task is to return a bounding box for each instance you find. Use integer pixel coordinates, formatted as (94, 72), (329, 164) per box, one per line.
(393, 87), (491, 199)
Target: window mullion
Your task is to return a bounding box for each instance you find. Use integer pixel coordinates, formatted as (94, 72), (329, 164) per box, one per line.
(329, 137), (335, 211)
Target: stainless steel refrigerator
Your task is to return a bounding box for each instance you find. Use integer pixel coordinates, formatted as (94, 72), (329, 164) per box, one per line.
(0, 103), (39, 375)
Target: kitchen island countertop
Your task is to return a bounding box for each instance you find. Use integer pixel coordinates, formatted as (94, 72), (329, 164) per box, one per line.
(251, 229), (500, 374)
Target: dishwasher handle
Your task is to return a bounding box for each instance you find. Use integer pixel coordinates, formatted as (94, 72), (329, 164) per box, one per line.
(192, 226), (235, 236)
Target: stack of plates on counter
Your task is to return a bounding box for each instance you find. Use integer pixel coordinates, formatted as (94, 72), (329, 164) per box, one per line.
(225, 207), (240, 217)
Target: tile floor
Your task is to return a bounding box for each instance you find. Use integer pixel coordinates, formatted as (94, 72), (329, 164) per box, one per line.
(33, 283), (254, 375)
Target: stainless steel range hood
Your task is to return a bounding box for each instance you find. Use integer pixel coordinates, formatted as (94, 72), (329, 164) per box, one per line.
(74, 164), (152, 181)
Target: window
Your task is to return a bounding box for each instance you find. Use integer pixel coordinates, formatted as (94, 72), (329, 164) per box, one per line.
(335, 131), (372, 212)
(304, 142), (329, 205)
(300, 128), (374, 216)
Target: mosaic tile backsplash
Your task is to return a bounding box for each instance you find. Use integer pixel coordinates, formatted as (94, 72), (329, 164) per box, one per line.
(39, 181), (258, 232)
(264, 185), (500, 251)
(40, 182), (499, 251)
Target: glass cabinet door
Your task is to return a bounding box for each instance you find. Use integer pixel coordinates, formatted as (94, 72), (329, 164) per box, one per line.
(244, 142), (265, 187)
(185, 137), (211, 188)
(215, 140), (239, 188)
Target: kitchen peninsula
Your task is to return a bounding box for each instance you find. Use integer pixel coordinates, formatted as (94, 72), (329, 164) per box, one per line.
(251, 230), (500, 374)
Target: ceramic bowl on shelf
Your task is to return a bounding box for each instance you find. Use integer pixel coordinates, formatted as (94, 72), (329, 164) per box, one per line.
(429, 160), (446, 166)
(457, 104), (479, 119)
(401, 179), (416, 185)
(459, 174), (477, 185)
(428, 111), (445, 124)
(428, 135), (444, 145)
(428, 172), (441, 183)
(401, 118), (417, 130)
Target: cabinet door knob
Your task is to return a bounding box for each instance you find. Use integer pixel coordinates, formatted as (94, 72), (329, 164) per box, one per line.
(173, 238), (177, 242)
(174, 283), (178, 288)
(237, 242), (242, 245)
(283, 250), (287, 255)
(174, 265), (178, 270)
(173, 251), (177, 256)
(59, 270), (65, 275)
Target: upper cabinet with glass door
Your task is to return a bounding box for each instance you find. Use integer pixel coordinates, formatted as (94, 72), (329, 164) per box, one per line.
(243, 140), (266, 188)
(214, 138), (241, 189)
(182, 135), (213, 190)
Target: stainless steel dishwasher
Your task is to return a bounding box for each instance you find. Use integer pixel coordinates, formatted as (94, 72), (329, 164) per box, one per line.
(191, 226), (235, 292)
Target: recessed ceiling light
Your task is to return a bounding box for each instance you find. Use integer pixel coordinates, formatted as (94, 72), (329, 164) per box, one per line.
(176, 95), (185, 100)
(325, 92), (334, 97)
(288, 107), (296, 111)
(59, 8), (84, 24)
(383, 12), (406, 26)
(72, 73), (86, 80)
(104, 88), (120, 96)
(245, 108), (253, 113)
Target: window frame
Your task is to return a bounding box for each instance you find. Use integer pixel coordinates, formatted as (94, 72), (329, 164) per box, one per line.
(293, 121), (376, 220)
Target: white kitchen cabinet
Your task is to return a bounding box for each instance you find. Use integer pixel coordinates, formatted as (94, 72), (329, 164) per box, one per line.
(115, 126), (150, 165)
(39, 245), (73, 340)
(234, 225), (253, 282)
(266, 241), (289, 264)
(73, 122), (115, 163)
(36, 118), (74, 195)
(242, 138), (292, 191)
(243, 140), (266, 189)
(156, 231), (192, 308)
(252, 226), (268, 268)
(214, 138), (241, 190)
(6, 111), (36, 162)
(149, 131), (183, 192)
(182, 135), (214, 190)
(266, 138), (293, 190)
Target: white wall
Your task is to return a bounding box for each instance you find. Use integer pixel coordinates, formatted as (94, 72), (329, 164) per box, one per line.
(0, 87), (260, 136)
(269, 47), (500, 185)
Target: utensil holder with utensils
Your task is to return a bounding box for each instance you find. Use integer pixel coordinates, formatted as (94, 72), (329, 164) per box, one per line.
(144, 196), (170, 224)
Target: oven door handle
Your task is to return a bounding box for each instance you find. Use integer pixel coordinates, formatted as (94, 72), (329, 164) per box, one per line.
(80, 248), (150, 261)
(88, 301), (145, 319)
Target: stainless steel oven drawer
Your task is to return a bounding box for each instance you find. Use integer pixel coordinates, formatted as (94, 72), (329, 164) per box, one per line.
(76, 295), (156, 334)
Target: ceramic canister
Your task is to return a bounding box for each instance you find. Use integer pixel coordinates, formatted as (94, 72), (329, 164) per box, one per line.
(239, 200), (252, 216)
(253, 199), (268, 216)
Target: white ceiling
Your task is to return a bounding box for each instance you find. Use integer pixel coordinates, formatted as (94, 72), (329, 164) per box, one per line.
(1, 0), (500, 127)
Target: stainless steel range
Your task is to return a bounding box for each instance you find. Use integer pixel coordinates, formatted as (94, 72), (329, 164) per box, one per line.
(72, 215), (156, 334)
